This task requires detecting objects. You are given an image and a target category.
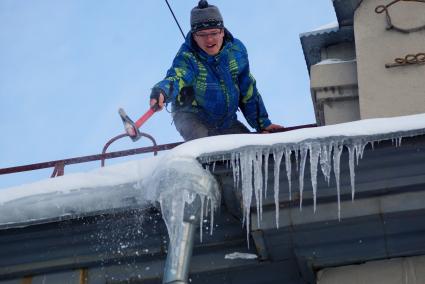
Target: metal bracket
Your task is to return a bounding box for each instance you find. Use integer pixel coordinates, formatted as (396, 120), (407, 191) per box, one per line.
(385, 52), (425, 68)
(375, 0), (425, 33)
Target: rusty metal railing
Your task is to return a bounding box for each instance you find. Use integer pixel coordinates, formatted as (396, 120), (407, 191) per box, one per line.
(0, 142), (183, 177)
(0, 123), (317, 179)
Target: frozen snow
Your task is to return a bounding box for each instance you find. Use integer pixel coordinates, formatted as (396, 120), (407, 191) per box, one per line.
(171, 113), (425, 159)
(0, 156), (161, 205)
(300, 21), (339, 38)
(0, 157), (161, 226)
(224, 252), (258, 260)
(0, 113), (425, 232)
(314, 58), (356, 65)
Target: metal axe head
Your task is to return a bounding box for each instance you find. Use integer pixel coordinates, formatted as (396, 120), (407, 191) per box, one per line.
(118, 108), (141, 142)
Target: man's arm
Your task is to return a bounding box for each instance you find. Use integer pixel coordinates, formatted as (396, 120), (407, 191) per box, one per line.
(236, 41), (283, 132)
(150, 50), (195, 111)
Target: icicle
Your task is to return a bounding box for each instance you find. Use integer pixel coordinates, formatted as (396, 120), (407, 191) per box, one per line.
(284, 147), (293, 201)
(354, 140), (367, 165)
(309, 142), (321, 212)
(240, 150), (254, 247)
(231, 152), (240, 189)
(210, 197), (214, 236)
(199, 195), (205, 243)
(333, 143), (343, 220)
(263, 148), (270, 198)
(347, 145), (356, 201)
(295, 148), (300, 172)
(212, 161), (216, 172)
(273, 149), (283, 228)
(298, 145), (308, 211)
(320, 142), (333, 185)
(397, 137), (403, 147)
(253, 150), (263, 227)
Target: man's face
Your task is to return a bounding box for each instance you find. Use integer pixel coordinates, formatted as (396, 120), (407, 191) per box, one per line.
(193, 28), (224, 56)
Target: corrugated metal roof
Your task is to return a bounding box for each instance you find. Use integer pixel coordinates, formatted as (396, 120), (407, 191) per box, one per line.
(1, 134), (425, 283)
(300, 0), (363, 72)
(300, 26), (354, 72)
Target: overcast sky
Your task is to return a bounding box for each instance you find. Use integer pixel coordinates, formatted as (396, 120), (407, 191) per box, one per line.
(0, 0), (336, 188)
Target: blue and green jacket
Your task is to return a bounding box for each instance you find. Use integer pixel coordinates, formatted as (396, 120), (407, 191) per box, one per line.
(153, 29), (271, 131)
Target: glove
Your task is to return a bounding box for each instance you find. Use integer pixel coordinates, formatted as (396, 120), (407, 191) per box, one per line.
(150, 88), (165, 111)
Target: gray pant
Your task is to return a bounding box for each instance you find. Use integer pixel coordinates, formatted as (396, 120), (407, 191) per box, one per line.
(173, 112), (250, 141)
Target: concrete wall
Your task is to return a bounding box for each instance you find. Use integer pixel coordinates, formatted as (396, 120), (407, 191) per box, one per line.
(317, 255), (425, 284)
(354, 0), (425, 119)
(310, 59), (360, 125)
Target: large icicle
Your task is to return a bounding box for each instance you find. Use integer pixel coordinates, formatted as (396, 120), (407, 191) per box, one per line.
(347, 145), (356, 201)
(319, 142), (333, 185)
(240, 150), (254, 245)
(309, 142), (321, 212)
(332, 143), (344, 220)
(298, 145), (308, 210)
(284, 147), (293, 201)
(273, 149), (284, 228)
(253, 150), (263, 226)
(263, 149), (270, 198)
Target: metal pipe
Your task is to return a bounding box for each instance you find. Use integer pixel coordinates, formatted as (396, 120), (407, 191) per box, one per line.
(162, 221), (196, 284)
(154, 158), (220, 284)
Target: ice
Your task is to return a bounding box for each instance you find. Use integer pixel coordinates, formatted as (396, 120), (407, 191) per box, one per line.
(263, 148), (270, 198)
(320, 142), (333, 184)
(146, 157), (220, 272)
(309, 142), (321, 212)
(240, 150), (255, 244)
(218, 128), (424, 229)
(224, 252), (258, 260)
(1, 113), (425, 251)
(148, 157), (220, 246)
(272, 149), (283, 228)
(332, 143), (344, 220)
(298, 145), (308, 210)
(0, 157), (162, 226)
(347, 145), (356, 201)
(284, 147), (293, 200)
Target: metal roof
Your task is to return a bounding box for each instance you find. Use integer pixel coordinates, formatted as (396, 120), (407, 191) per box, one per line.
(332, 0), (363, 26)
(300, 0), (363, 72)
(300, 26), (354, 73)
(1, 134), (425, 283)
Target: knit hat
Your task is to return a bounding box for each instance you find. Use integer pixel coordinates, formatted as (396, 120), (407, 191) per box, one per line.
(190, 0), (224, 33)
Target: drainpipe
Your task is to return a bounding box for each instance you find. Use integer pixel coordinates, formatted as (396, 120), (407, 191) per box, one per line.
(162, 221), (196, 284)
(150, 157), (220, 284)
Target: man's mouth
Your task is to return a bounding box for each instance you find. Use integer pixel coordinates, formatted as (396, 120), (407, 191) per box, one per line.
(207, 44), (216, 49)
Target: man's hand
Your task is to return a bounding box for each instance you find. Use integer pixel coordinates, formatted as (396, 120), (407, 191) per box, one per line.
(262, 123), (285, 133)
(150, 92), (165, 111)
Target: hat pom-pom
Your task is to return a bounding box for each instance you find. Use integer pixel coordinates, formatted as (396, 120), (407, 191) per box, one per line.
(198, 0), (209, 9)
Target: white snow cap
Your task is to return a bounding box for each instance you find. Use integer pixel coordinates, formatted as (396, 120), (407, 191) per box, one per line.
(0, 113), (425, 228)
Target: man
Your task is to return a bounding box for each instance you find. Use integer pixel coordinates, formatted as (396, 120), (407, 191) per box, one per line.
(150, 0), (284, 141)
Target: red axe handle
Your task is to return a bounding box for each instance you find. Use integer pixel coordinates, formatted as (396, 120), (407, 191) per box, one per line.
(135, 108), (156, 129)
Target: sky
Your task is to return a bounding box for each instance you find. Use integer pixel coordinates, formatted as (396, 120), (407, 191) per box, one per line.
(0, 0), (336, 189)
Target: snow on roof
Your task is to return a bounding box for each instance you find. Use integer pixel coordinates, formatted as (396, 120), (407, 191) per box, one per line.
(170, 113), (425, 158)
(1, 113), (425, 227)
(314, 58), (356, 66)
(299, 21), (339, 38)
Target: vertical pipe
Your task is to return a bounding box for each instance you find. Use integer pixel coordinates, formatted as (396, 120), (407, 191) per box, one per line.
(162, 221), (196, 284)
(22, 276), (32, 284)
(79, 268), (88, 284)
